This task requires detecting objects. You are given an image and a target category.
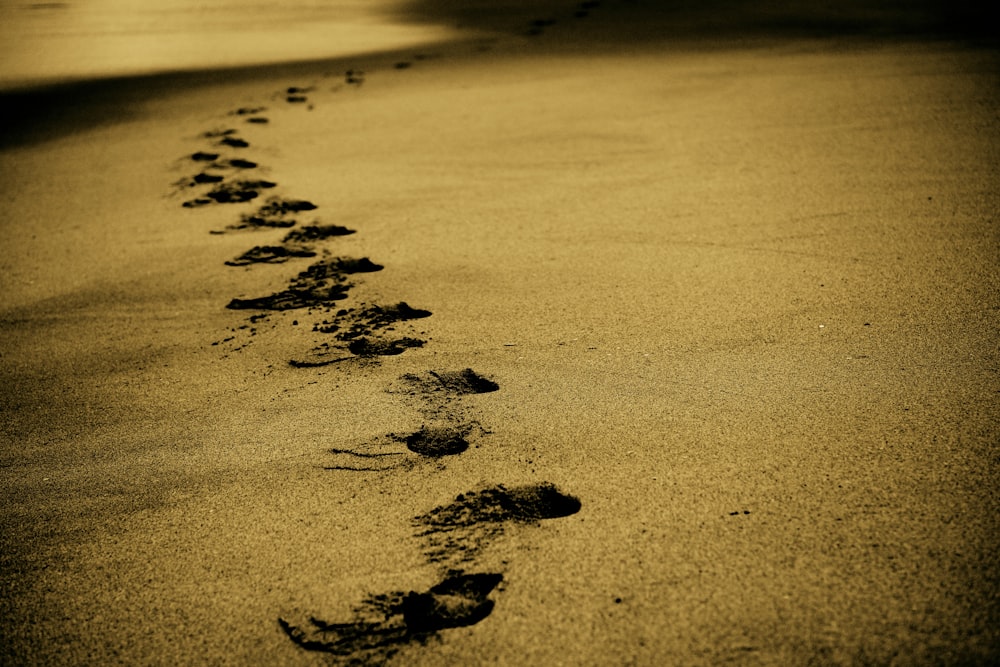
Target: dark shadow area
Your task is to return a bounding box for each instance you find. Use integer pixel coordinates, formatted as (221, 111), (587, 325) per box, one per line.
(0, 78), (145, 150)
(0, 42), (472, 150)
(398, 0), (997, 42)
(1, 0), (994, 151)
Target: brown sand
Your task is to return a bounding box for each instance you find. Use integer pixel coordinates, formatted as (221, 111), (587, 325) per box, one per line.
(2, 2), (999, 665)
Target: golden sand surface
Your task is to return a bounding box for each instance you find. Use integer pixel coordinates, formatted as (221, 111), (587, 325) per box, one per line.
(2, 2), (998, 664)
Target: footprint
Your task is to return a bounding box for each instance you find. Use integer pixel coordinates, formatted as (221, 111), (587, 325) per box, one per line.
(224, 245), (317, 266)
(315, 302), (432, 336)
(191, 151), (219, 162)
(218, 136), (250, 148)
(347, 337), (426, 357)
(190, 172), (224, 185)
(226, 158), (258, 170)
(282, 223), (355, 244)
(245, 117), (269, 124)
(228, 197), (317, 229)
(183, 180), (276, 206)
(231, 106), (267, 116)
(419, 483), (581, 527)
(225, 224), (357, 266)
(278, 572), (503, 660)
(345, 69), (365, 86)
(287, 302), (432, 367)
(226, 257), (383, 310)
(279, 485), (580, 660)
(393, 369), (499, 396)
(388, 368), (499, 426)
(403, 425), (472, 457)
(315, 369), (501, 472)
(289, 336), (428, 367)
(322, 421), (486, 471)
(415, 483), (581, 567)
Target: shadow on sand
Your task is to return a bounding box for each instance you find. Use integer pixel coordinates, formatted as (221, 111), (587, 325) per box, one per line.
(0, 0), (993, 150)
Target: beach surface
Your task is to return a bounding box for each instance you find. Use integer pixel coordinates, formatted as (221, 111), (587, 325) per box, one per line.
(2, 1), (999, 665)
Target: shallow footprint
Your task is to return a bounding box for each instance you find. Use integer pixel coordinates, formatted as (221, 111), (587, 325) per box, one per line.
(227, 257), (383, 310)
(322, 421), (484, 472)
(224, 245), (317, 266)
(415, 483), (582, 566)
(227, 196), (318, 229)
(394, 369), (499, 396)
(347, 337), (425, 357)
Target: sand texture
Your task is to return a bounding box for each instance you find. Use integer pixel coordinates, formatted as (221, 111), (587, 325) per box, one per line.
(2, 1), (999, 665)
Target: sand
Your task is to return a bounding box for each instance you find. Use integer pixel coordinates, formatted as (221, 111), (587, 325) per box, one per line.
(2, 1), (999, 665)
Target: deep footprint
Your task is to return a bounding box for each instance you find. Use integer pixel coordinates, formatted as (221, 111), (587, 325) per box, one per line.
(404, 425), (470, 457)
(279, 572), (502, 661)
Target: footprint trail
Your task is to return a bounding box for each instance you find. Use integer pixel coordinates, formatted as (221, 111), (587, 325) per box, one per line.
(169, 3), (603, 662)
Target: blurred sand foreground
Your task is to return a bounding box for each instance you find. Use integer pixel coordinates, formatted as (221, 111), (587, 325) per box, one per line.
(1, 2), (998, 665)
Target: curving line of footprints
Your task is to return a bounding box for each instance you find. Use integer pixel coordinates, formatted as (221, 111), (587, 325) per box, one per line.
(172, 3), (607, 663)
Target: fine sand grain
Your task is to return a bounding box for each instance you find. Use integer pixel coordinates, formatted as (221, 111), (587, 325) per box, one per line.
(2, 1), (998, 665)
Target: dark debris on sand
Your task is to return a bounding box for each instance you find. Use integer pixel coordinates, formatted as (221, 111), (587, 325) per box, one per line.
(278, 572), (502, 661)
